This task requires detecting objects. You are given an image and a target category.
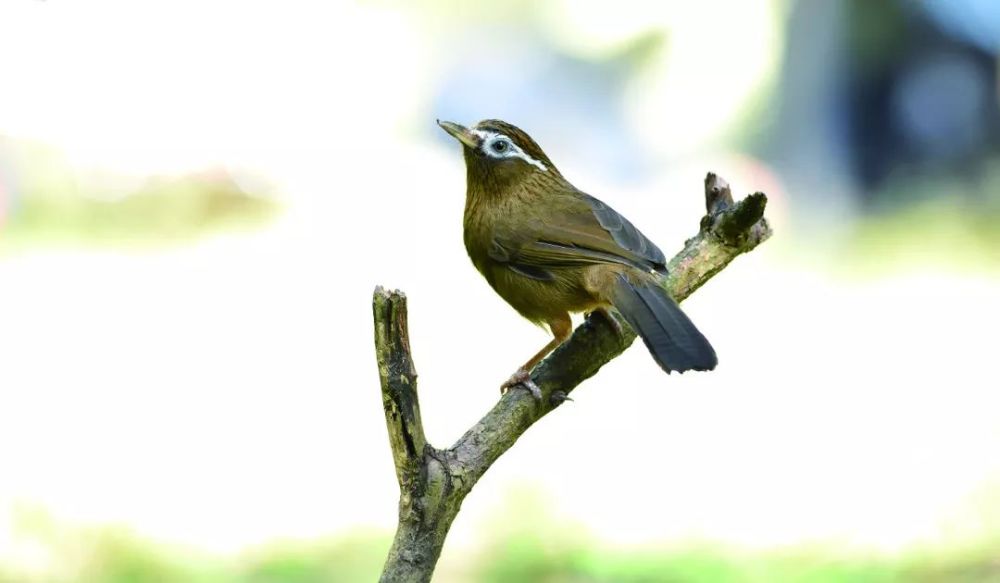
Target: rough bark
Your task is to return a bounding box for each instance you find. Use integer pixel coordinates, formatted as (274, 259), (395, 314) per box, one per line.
(373, 173), (772, 583)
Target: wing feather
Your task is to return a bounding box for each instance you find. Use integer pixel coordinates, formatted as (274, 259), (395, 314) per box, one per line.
(489, 190), (668, 276)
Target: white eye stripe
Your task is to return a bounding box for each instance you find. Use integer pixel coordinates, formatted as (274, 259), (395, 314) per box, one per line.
(470, 129), (547, 172)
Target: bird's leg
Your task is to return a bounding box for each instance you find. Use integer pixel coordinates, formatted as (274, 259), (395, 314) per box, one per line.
(587, 306), (624, 338)
(500, 368), (543, 401)
(500, 339), (560, 401)
(501, 314), (572, 402)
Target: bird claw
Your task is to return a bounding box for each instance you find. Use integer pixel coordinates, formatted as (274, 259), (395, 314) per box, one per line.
(588, 307), (624, 338)
(550, 390), (573, 406)
(501, 369), (542, 402)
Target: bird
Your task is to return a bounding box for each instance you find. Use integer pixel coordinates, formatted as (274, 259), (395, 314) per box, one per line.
(438, 119), (717, 400)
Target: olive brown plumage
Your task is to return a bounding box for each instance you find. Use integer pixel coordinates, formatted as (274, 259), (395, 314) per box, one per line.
(438, 119), (716, 398)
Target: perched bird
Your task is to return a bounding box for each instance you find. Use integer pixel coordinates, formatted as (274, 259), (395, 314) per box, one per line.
(438, 119), (716, 399)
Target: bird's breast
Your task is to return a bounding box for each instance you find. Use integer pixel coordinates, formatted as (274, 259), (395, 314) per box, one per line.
(462, 211), (494, 279)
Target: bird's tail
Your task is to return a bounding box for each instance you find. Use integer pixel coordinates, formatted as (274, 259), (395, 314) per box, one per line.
(608, 272), (717, 373)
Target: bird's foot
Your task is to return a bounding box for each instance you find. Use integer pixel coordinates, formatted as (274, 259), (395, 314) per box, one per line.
(500, 369), (542, 402)
(550, 390), (573, 406)
(588, 307), (624, 338)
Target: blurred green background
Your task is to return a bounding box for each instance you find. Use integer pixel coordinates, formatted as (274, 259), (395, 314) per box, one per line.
(1, 1), (999, 581)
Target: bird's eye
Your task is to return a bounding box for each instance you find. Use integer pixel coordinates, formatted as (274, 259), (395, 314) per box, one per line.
(491, 140), (508, 153)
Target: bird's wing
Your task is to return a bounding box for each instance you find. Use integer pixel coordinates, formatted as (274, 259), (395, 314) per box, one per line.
(580, 193), (667, 269)
(490, 191), (667, 280)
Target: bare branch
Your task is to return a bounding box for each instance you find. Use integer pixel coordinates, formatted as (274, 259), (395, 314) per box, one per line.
(374, 174), (773, 582)
(372, 288), (425, 489)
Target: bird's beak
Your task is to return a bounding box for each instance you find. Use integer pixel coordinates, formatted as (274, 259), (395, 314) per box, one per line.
(437, 120), (480, 149)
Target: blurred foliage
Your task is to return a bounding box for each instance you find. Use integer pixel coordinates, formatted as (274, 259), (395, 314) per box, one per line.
(240, 534), (390, 583)
(2, 516), (390, 583)
(0, 175), (278, 251)
(845, 202), (1000, 275)
(3, 521), (999, 583)
(6, 494), (1000, 583)
(467, 489), (1000, 583)
(472, 540), (1000, 583)
(840, 167), (1000, 275)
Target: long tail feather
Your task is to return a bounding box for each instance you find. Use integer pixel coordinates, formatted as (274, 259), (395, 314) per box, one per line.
(609, 273), (717, 373)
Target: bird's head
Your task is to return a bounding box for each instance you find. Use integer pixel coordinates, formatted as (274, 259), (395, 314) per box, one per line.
(438, 119), (559, 194)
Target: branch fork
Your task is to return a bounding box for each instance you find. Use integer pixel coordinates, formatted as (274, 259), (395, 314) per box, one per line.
(373, 173), (772, 583)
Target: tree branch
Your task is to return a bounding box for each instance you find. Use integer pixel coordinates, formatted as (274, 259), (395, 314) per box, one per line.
(373, 289), (425, 488)
(373, 173), (772, 582)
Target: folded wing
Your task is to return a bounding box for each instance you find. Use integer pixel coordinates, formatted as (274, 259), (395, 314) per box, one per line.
(489, 191), (668, 279)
